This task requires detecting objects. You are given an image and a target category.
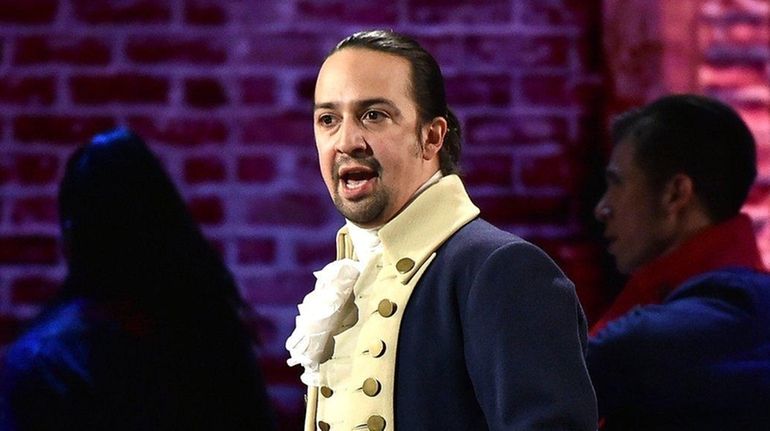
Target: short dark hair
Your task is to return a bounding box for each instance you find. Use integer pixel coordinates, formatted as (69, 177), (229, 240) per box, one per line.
(612, 94), (757, 222)
(329, 30), (461, 175)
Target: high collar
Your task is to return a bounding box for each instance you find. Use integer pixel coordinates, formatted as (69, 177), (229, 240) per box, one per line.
(591, 213), (767, 335)
(336, 174), (480, 284)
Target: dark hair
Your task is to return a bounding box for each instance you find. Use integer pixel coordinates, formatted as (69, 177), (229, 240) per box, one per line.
(611, 94), (757, 223)
(52, 128), (274, 429)
(330, 29), (462, 175)
(58, 128), (241, 313)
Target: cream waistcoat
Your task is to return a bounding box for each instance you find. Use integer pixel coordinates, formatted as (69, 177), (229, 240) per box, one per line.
(305, 175), (480, 431)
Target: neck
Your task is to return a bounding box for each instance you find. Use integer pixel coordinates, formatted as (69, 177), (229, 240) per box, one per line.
(658, 207), (714, 261)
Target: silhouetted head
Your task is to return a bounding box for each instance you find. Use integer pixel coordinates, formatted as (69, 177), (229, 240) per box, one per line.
(58, 128), (238, 309)
(594, 94), (757, 274)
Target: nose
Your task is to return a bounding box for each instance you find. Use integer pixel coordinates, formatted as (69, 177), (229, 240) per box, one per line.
(335, 118), (367, 155)
(594, 195), (612, 222)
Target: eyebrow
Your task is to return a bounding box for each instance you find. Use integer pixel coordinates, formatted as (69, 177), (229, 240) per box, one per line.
(313, 98), (400, 114)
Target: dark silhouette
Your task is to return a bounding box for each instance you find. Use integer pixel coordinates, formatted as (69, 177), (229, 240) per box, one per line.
(0, 128), (274, 430)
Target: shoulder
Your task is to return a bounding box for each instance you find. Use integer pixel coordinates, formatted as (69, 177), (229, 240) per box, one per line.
(440, 218), (554, 265)
(590, 269), (770, 360)
(2, 300), (100, 389)
(669, 268), (770, 304)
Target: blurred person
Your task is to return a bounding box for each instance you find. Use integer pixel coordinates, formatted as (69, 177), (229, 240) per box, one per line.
(285, 30), (596, 431)
(589, 94), (770, 430)
(0, 128), (274, 430)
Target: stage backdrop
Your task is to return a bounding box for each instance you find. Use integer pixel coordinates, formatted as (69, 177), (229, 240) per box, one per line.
(0, 1), (767, 429)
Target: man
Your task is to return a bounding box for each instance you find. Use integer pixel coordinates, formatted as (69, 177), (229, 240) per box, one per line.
(285, 30), (596, 431)
(588, 94), (770, 430)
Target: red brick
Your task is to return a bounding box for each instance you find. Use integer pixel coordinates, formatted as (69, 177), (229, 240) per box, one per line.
(295, 75), (316, 104)
(70, 74), (168, 105)
(518, 0), (593, 26)
(461, 153), (514, 187)
(237, 155), (277, 183)
(184, 78), (228, 108)
(245, 193), (329, 227)
(11, 275), (61, 305)
(13, 154), (59, 184)
(241, 77), (277, 105)
(237, 33), (327, 67)
(126, 37), (226, 64)
(184, 156), (226, 184)
(0, 157), (9, 184)
(445, 74), (511, 107)
(474, 194), (570, 225)
(0, 0), (58, 24)
(294, 240), (336, 267)
(184, 0), (227, 25)
(241, 271), (316, 306)
(13, 115), (116, 145)
(520, 74), (571, 106)
(13, 36), (111, 65)
(465, 114), (568, 146)
(296, 1), (397, 24)
(520, 152), (573, 189)
(0, 235), (59, 264)
(0, 75), (56, 105)
(127, 116), (228, 146)
(413, 35), (466, 69)
(407, 0), (511, 24)
(187, 196), (224, 225)
(237, 237), (276, 264)
(11, 196), (58, 224)
(746, 182), (770, 207)
(241, 111), (314, 146)
(464, 35), (570, 68)
(71, 0), (171, 23)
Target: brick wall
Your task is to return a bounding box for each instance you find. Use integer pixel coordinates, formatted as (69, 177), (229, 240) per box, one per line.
(0, 0), (608, 428)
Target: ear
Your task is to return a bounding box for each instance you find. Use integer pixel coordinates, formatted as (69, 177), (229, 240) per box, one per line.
(421, 116), (447, 161)
(661, 173), (696, 214)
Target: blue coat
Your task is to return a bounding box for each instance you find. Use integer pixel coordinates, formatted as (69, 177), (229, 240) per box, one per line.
(588, 268), (770, 430)
(395, 218), (597, 430)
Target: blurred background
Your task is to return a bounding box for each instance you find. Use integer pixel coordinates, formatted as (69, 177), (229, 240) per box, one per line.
(0, 0), (767, 429)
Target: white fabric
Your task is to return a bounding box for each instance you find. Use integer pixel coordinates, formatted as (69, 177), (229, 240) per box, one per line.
(285, 258), (363, 386)
(285, 170), (443, 387)
(345, 221), (382, 266)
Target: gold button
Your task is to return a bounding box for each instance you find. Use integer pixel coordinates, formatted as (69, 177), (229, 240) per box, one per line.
(369, 339), (386, 358)
(367, 415), (386, 431)
(396, 257), (415, 273)
(362, 378), (381, 397)
(318, 420), (330, 431)
(377, 299), (396, 317)
(320, 386), (333, 398)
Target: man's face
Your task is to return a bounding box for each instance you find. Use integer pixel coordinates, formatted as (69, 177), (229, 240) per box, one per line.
(313, 48), (440, 228)
(594, 139), (675, 274)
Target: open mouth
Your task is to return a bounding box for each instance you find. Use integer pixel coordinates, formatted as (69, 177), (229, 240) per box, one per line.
(341, 167), (377, 189)
(336, 165), (379, 199)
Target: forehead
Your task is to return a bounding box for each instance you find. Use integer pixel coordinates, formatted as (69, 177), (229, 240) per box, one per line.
(314, 48), (413, 105)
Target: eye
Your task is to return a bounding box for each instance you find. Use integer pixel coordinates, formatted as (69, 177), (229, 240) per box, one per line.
(362, 110), (387, 122)
(317, 113), (337, 127)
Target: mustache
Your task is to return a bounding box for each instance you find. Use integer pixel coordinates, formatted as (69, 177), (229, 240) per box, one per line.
(332, 155), (383, 181)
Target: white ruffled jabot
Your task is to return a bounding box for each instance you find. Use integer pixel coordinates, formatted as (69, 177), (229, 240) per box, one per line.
(284, 258), (363, 386)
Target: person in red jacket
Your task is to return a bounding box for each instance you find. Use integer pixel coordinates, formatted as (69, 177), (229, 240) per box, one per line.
(588, 94), (770, 430)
